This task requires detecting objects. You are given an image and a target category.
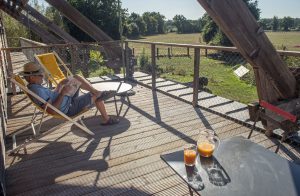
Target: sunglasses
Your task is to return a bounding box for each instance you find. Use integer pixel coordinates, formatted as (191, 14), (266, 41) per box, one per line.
(33, 74), (43, 77)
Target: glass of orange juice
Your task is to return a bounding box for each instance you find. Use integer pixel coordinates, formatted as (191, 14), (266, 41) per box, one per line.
(184, 144), (197, 166)
(197, 130), (220, 157)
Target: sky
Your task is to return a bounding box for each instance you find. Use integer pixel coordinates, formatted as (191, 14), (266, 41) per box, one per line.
(121, 0), (300, 20)
(37, 0), (300, 20)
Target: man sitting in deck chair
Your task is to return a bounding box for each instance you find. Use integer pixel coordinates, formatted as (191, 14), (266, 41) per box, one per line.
(21, 62), (119, 125)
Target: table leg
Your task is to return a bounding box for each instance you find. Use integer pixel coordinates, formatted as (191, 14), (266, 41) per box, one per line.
(188, 185), (193, 196)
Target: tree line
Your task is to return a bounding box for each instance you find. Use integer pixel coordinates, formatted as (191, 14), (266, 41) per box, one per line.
(259, 17), (300, 31)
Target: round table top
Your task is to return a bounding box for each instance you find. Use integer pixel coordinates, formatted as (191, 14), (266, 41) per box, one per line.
(90, 81), (133, 94)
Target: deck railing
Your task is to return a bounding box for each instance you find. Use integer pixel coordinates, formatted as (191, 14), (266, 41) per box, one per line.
(125, 40), (300, 107)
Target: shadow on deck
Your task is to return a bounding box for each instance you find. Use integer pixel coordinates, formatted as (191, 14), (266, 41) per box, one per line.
(5, 81), (300, 196)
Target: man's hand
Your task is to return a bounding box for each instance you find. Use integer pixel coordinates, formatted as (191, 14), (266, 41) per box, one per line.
(54, 79), (69, 93)
(60, 79), (69, 85)
(61, 84), (72, 95)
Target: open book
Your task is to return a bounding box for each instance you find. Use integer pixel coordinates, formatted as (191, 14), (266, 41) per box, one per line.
(56, 76), (81, 97)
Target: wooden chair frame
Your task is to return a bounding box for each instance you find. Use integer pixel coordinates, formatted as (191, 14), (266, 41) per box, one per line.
(9, 75), (94, 154)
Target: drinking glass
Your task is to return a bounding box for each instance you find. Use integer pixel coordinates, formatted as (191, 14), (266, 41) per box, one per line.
(184, 143), (197, 166)
(197, 130), (220, 157)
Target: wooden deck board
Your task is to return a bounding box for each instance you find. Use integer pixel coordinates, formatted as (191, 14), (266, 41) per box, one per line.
(5, 82), (300, 196)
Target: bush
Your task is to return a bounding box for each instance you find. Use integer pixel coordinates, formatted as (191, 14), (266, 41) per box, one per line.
(87, 50), (113, 77)
(175, 68), (187, 76)
(139, 48), (152, 73)
(165, 65), (175, 74)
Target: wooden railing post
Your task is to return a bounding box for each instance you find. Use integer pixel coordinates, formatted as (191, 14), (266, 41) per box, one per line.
(124, 41), (130, 79)
(5, 50), (16, 94)
(187, 47), (190, 57)
(193, 47), (200, 107)
(156, 48), (159, 60)
(69, 44), (76, 73)
(151, 44), (156, 90)
(168, 48), (171, 59)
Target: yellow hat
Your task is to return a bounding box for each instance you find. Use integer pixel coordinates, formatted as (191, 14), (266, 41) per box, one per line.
(21, 62), (43, 76)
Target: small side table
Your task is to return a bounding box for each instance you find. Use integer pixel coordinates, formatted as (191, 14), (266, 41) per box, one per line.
(89, 81), (134, 117)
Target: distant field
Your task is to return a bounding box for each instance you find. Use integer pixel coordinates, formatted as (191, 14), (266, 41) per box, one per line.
(136, 32), (300, 51)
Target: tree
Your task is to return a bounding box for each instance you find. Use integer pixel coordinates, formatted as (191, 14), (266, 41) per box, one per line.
(65, 0), (123, 41)
(128, 13), (146, 35)
(281, 16), (294, 31)
(45, 6), (64, 28)
(2, 13), (30, 47)
(259, 18), (272, 30)
(142, 12), (165, 35)
(173, 15), (187, 33)
(272, 16), (279, 31)
(201, 0), (260, 46)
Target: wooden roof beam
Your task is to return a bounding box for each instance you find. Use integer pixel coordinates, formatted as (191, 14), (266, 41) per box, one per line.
(45, 0), (113, 42)
(24, 4), (79, 43)
(0, 5), (61, 44)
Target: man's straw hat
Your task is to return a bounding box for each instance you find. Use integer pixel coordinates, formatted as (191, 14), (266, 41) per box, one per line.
(20, 62), (43, 76)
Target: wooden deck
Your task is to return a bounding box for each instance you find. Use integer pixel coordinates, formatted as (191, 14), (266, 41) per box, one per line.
(5, 82), (300, 196)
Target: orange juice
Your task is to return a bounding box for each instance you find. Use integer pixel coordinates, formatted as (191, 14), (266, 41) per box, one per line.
(198, 141), (215, 157)
(184, 149), (197, 166)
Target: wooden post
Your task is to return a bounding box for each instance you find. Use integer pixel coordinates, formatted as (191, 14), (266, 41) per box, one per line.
(132, 48), (135, 56)
(187, 47), (190, 57)
(205, 49), (208, 57)
(156, 48), (159, 60)
(193, 48), (200, 107)
(125, 41), (129, 79)
(5, 50), (16, 94)
(196, 0), (296, 101)
(69, 45), (76, 73)
(151, 44), (156, 90)
(168, 48), (171, 59)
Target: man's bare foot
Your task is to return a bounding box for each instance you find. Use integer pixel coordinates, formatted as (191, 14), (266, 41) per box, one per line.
(101, 117), (120, 125)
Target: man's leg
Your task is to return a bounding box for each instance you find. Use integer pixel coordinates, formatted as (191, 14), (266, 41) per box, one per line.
(93, 96), (110, 122)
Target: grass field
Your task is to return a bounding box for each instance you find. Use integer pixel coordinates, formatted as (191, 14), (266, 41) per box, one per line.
(135, 32), (300, 51)
(127, 32), (300, 104)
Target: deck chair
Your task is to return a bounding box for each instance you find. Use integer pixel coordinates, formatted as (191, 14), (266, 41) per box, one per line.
(35, 51), (72, 87)
(9, 74), (94, 154)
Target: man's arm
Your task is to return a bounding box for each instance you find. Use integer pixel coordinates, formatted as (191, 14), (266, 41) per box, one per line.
(44, 85), (72, 115)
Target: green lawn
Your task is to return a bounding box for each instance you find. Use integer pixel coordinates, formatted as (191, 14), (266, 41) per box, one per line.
(157, 57), (257, 104)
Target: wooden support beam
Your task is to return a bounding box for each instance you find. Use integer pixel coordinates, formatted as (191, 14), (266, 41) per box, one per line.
(25, 4), (79, 43)
(196, 0), (297, 102)
(45, 0), (122, 72)
(45, 0), (112, 42)
(0, 4), (61, 44)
